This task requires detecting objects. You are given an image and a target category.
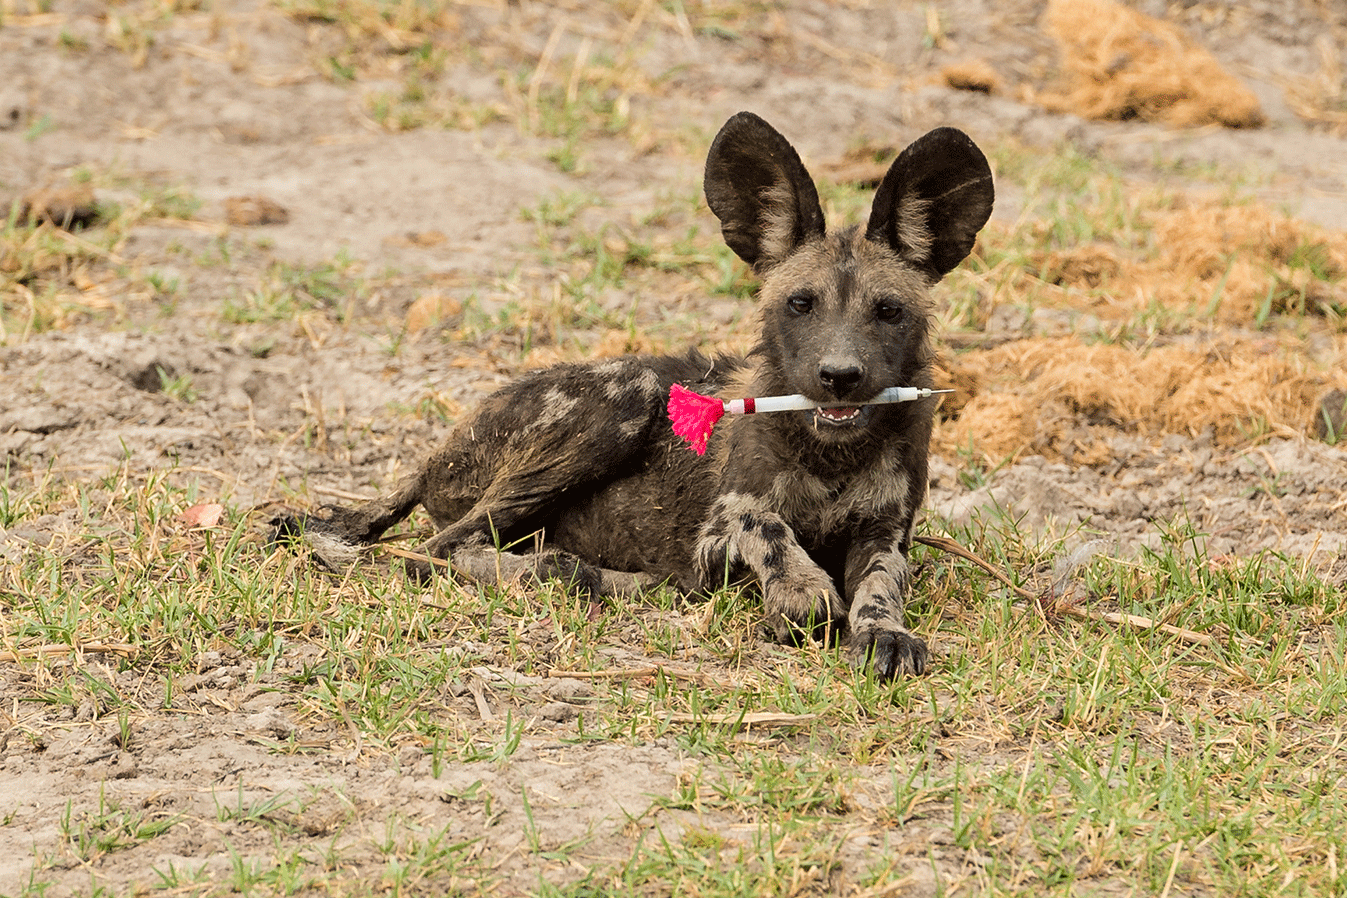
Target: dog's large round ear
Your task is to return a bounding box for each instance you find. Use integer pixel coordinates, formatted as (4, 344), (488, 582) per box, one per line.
(704, 112), (826, 273)
(865, 128), (994, 281)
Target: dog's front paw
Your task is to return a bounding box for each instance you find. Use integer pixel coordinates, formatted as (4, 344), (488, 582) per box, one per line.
(763, 570), (846, 644)
(848, 626), (928, 679)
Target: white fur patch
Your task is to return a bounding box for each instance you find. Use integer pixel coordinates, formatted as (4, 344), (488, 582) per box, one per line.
(619, 417), (645, 440)
(592, 359), (628, 377)
(527, 387), (580, 432)
(603, 363), (660, 401)
(895, 193), (933, 267)
(767, 471), (832, 531)
(759, 182), (802, 267)
(763, 454), (913, 540)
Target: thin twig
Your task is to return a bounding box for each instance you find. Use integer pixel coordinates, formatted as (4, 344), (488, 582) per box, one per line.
(383, 545), (451, 569)
(468, 677), (495, 722)
(546, 665), (716, 685)
(527, 21), (566, 133)
(915, 534), (1215, 648)
(0, 643), (137, 663)
(667, 711), (818, 728)
(915, 535), (1036, 601)
(308, 484), (376, 503)
(49, 226), (126, 265)
(322, 679), (364, 762)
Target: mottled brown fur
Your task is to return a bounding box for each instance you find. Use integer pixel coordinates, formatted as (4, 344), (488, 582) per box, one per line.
(281, 112), (993, 679)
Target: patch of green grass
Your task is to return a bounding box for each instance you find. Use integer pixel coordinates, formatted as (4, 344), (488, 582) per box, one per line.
(215, 783), (301, 828)
(23, 114), (54, 141)
(617, 819), (844, 895)
(366, 68), (506, 133)
(376, 814), (490, 893)
(0, 172), (208, 342)
(155, 365), (198, 403)
(458, 186), (752, 361)
(222, 255), (362, 324)
(2, 452), (1345, 895)
(55, 787), (179, 866)
(885, 510), (1347, 895)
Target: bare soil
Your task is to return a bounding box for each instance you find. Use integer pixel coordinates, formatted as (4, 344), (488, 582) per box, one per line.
(2, 0), (1346, 893)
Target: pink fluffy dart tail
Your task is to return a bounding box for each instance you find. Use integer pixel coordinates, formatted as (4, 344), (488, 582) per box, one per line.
(667, 384), (731, 455)
(667, 383), (950, 455)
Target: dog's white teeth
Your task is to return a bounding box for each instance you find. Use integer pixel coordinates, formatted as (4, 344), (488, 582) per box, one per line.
(816, 407), (861, 423)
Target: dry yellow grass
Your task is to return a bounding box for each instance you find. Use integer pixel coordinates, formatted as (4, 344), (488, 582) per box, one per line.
(942, 58), (1002, 94)
(1020, 199), (1347, 325)
(938, 338), (1347, 463)
(1039, 0), (1264, 128)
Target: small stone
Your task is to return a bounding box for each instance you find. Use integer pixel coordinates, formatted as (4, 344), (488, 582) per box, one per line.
(538, 701), (578, 722)
(941, 59), (1001, 94)
(225, 195), (289, 226)
(21, 184), (99, 229)
(544, 678), (592, 701)
(0, 88), (25, 129)
(244, 708), (297, 739)
(405, 292), (462, 333)
(109, 752), (139, 779)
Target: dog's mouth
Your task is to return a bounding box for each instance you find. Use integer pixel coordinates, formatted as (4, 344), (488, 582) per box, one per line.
(812, 405), (873, 428)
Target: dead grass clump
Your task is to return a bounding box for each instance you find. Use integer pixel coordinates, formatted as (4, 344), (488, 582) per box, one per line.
(942, 59), (1001, 94)
(404, 291), (462, 334)
(1148, 202), (1347, 320)
(521, 328), (664, 369)
(225, 196), (290, 227)
(1040, 0), (1264, 128)
(278, 0), (462, 57)
(1285, 34), (1347, 134)
(938, 339), (1347, 463)
(1009, 198), (1347, 325)
(941, 391), (1039, 458)
(19, 184), (101, 229)
(1, 221), (108, 342)
(1033, 243), (1123, 289)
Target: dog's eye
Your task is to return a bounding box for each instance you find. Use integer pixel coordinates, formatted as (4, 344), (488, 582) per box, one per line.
(786, 292), (815, 316)
(876, 301), (905, 322)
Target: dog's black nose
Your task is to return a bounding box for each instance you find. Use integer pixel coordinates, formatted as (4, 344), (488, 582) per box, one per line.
(818, 362), (862, 397)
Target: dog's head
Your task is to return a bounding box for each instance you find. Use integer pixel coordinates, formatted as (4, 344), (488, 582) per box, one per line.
(705, 112), (993, 443)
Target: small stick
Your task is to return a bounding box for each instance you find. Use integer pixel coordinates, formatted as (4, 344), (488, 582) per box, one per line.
(667, 711), (819, 728)
(384, 545), (451, 569)
(0, 643), (138, 663)
(914, 535), (1216, 648)
(546, 665), (716, 685)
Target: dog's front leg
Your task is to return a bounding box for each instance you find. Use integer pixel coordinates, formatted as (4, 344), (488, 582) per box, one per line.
(844, 523), (929, 679)
(695, 492), (846, 642)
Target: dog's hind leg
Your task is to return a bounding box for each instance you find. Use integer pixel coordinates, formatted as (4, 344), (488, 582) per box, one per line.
(422, 525), (660, 600)
(406, 358), (669, 597)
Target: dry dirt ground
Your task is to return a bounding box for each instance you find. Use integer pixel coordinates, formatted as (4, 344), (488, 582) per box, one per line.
(2, 0), (1347, 894)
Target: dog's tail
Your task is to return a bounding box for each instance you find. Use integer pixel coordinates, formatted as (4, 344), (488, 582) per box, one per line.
(269, 472), (426, 571)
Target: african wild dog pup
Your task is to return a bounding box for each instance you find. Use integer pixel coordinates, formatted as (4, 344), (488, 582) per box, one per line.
(286, 112), (994, 679)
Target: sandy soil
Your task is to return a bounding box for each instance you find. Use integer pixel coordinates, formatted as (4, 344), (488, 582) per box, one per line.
(2, 0), (1346, 893)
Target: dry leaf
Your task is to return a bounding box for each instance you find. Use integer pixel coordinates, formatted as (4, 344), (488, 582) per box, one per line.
(180, 502), (225, 528)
